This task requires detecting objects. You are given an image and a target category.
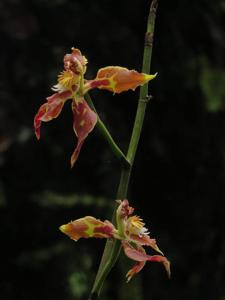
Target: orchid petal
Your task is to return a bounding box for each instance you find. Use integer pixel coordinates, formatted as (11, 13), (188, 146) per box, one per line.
(85, 66), (157, 94)
(60, 216), (116, 241)
(128, 234), (164, 255)
(116, 199), (134, 219)
(123, 241), (146, 282)
(126, 260), (146, 282)
(34, 90), (72, 139)
(122, 241), (170, 278)
(64, 47), (88, 75)
(148, 255), (171, 278)
(122, 241), (149, 262)
(71, 98), (97, 167)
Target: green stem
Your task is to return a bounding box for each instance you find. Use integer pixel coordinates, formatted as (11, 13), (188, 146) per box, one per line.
(85, 93), (130, 168)
(89, 1), (159, 299)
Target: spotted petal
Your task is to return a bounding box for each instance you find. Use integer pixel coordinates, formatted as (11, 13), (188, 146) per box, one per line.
(71, 98), (97, 167)
(34, 90), (72, 139)
(85, 66), (157, 94)
(60, 216), (116, 241)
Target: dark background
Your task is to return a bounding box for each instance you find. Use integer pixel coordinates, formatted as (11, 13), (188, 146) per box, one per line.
(0, 0), (225, 299)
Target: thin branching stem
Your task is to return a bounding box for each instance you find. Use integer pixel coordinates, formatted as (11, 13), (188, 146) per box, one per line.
(85, 93), (130, 168)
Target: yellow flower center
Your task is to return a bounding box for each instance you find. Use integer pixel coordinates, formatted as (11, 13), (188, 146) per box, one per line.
(57, 70), (80, 90)
(127, 216), (148, 236)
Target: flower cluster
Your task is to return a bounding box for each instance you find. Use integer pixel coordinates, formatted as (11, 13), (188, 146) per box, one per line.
(60, 199), (170, 281)
(34, 48), (156, 167)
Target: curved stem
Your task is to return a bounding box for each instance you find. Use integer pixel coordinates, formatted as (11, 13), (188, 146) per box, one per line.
(89, 1), (159, 299)
(85, 93), (130, 168)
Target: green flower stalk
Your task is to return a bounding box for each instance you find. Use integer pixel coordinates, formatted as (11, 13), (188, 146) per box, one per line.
(89, 1), (161, 299)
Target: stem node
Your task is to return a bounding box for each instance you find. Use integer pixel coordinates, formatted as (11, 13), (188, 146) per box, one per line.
(140, 95), (152, 104)
(145, 32), (153, 47)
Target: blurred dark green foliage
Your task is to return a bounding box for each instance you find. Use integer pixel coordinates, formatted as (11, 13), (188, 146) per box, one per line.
(0, 0), (224, 299)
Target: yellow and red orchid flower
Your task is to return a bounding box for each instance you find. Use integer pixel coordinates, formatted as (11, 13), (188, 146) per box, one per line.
(60, 199), (170, 282)
(34, 48), (157, 167)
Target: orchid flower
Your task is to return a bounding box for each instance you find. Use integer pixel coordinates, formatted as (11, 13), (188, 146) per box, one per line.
(34, 48), (157, 167)
(60, 199), (170, 282)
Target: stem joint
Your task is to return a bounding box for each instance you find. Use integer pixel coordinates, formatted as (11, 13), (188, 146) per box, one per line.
(145, 32), (153, 47)
(140, 94), (152, 104)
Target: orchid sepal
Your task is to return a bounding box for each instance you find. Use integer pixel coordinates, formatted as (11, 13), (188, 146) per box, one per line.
(59, 216), (116, 241)
(127, 233), (164, 255)
(84, 66), (157, 94)
(34, 90), (72, 140)
(71, 98), (97, 167)
(122, 241), (170, 281)
(123, 242), (147, 282)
